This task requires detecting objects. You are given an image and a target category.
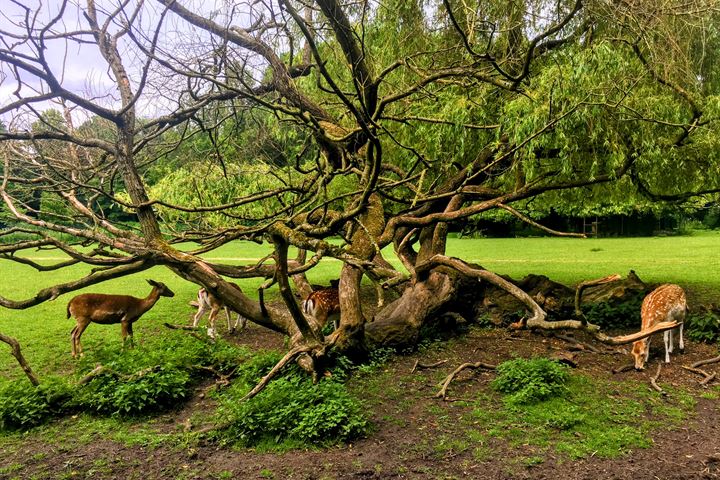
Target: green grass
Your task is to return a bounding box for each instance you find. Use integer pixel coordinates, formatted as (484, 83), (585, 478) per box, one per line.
(1, 231), (719, 381)
(448, 230), (720, 297)
(469, 374), (695, 460)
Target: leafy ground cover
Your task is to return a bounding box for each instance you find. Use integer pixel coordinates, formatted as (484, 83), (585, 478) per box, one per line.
(0, 324), (719, 479)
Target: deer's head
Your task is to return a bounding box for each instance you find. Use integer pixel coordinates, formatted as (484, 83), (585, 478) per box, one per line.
(631, 339), (648, 370)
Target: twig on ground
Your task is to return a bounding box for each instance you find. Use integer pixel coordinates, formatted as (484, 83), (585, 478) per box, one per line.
(612, 363), (635, 374)
(649, 363), (667, 396)
(681, 365), (717, 387)
(554, 334), (604, 353)
(435, 361), (497, 400)
(692, 355), (720, 368)
(411, 359), (448, 373)
(163, 322), (208, 342)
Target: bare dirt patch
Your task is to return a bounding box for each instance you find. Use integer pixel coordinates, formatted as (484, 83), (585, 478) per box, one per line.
(2, 323), (720, 480)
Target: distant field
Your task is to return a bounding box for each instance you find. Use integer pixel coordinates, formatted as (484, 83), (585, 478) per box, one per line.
(0, 231), (718, 380)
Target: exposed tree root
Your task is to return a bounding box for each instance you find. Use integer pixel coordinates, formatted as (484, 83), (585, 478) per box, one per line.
(417, 255), (680, 346)
(435, 361), (497, 400)
(0, 332), (40, 386)
(649, 363), (667, 396)
(411, 359), (448, 373)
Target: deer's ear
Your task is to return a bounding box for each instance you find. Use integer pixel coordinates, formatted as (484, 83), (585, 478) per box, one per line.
(147, 279), (158, 287)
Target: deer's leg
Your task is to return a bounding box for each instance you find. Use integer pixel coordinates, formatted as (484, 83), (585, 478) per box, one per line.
(208, 306), (220, 339)
(73, 321), (90, 358)
(224, 307), (235, 333)
(192, 302), (208, 327)
(237, 314), (247, 331)
(70, 325), (77, 358)
(121, 319), (134, 349)
(663, 330), (671, 362)
(645, 338), (651, 363)
(679, 323), (685, 352)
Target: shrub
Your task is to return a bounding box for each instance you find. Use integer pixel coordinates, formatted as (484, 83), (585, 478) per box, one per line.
(491, 357), (570, 405)
(581, 293), (644, 329)
(0, 377), (73, 430)
(73, 367), (191, 415)
(214, 356), (369, 448)
(73, 333), (249, 416)
(685, 311), (720, 344)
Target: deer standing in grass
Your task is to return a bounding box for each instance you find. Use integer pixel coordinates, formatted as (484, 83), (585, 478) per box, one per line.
(302, 288), (341, 331)
(631, 283), (686, 370)
(193, 283), (247, 339)
(67, 279), (175, 358)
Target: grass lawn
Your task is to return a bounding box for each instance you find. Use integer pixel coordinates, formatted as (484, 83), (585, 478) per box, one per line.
(0, 231), (719, 380)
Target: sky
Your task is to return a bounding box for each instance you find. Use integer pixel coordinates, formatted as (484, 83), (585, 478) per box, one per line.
(0, 0), (261, 128)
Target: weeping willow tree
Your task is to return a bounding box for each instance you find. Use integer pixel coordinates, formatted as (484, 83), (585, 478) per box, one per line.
(1, 0), (719, 385)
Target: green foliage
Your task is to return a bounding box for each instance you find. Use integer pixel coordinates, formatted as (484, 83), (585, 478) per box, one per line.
(491, 358), (569, 405)
(685, 311), (720, 344)
(73, 334), (249, 416)
(72, 366), (191, 415)
(581, 293), (644, 329)
(0, 377), (73, 430)
(213, 352), (369, 448)
(474, 374), (693, 460)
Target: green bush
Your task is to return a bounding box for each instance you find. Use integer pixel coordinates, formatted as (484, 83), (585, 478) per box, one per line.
(216, 377), (369, 447)
(491, 357), (570, 405)
(73, 334), (251, 416)
(685, 312), (720, 343)
(0, 377), (73, 429)
(581, 293), (644, 329)
(73, 366), (191, 415)
(213, 354), (369, 448)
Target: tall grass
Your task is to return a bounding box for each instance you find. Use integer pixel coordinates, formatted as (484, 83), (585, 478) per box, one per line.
(1, 232), (718, 380)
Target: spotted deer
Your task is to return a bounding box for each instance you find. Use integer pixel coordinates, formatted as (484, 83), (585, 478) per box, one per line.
(631, 283), (686, 370)
(193, 283), (247, 339)
(302, 288), (340, 331)
(67, 279), (175, 358)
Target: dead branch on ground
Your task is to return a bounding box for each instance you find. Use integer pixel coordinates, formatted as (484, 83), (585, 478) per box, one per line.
(649, 363), (667, 396)
(554, 333), (604, 353)
(682, 365), (717, 387)
(692, 355), (720, 368)
(435, 361), (497, 400)
(612, 363), (636, 374)
(411, 359), (448, 373)
(163, 322), (209, 342)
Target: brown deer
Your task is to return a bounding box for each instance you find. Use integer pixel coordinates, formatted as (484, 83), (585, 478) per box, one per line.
(67, 279), (175, 357)
(302, 288), (340, 330)
(631, 283), (686, 370)
(192, 283), (247, 338)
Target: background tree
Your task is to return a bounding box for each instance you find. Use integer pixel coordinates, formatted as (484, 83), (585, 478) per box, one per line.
(1, 0), (719, 383)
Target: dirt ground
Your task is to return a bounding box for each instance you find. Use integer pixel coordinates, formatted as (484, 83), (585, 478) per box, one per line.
(2, 321), (720, 480)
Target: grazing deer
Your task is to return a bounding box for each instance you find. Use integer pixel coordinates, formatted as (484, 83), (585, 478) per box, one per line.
(193, 283), (247, 339)
(302, 288), (341, 331)
(631, 283), (686, 370)
(67, 279), (175, 358)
